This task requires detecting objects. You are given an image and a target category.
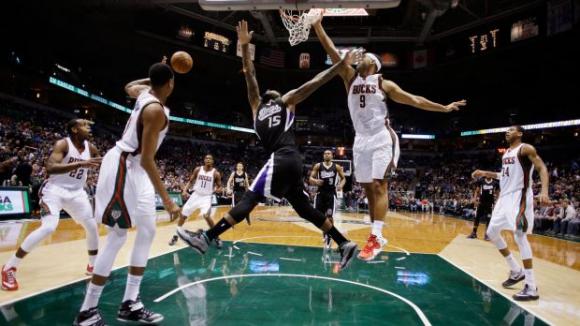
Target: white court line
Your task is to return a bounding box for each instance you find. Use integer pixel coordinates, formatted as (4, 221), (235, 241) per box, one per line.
(233, 235), (320, 245)
(395, 266), (406, 270)
(154, 273), (431, 326)
(279, 257), (303, 262)
(396, 257), (407, 261)
(0, 244), (186, 307)
(246, 251), (263, 256)
(437, 254), (552, 326)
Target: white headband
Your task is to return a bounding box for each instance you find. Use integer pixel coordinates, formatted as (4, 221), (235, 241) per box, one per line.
(365, 53), (381, 72)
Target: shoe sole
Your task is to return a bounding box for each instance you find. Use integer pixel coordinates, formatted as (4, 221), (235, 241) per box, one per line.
(117, 315), (165, 324)
(1, 285), (17, 291)
(340, 245), (357, 270)
(176, 231), (206, 255)
(513, 295), (539, 301)
(502, 276), (525, 288)
(357, 242), (387, 261)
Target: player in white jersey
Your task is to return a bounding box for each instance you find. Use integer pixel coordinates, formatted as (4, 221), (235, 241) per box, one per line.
(312, 14), (466, 261)
(169, 154), (223, 247)
(2, 119), (101, 291)
(472, 126), (550, 301)
(74, 62), (181, 326)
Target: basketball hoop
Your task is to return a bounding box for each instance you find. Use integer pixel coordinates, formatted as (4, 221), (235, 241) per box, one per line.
(280, 8), (324, 46)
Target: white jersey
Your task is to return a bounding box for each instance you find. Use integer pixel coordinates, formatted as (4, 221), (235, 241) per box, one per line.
(46, 137), (91, 191)
(193, 167), (215, 196)
(347, 74), (388, 136)
(116, 91), (170, 157)
(499, 143), (534, 197)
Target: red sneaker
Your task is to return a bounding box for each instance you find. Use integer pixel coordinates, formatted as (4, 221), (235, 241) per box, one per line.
(2, 266), (19, 291)
(357, 234), (387, 261)
(86, 264), (94, 276)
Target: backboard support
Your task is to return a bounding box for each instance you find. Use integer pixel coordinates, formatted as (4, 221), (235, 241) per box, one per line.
(199, 0), (401, 11)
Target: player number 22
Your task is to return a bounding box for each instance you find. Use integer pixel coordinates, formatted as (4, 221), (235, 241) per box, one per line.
(268, 116), (281, 128)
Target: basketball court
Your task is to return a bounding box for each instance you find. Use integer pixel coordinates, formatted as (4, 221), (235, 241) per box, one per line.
(1, 206), (579, 325)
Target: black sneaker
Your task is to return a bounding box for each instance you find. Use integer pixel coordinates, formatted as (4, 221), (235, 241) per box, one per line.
(513, 284), (539, 301)
(73, 307), (107, 326)
(177, 228), (209, 254)
(214, 237), (223, 249)
(168, 234), (178, 246)
(338, 241), (357, 270)
(467, 232), (477, 239)
(117, 298), (164, 324)
(502, 269), (525, 288)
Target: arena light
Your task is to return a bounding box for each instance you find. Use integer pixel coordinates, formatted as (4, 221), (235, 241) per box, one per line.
(49, 77), (254, 134)
(461, 119), (580, 136)
(401, 134), (436, 140)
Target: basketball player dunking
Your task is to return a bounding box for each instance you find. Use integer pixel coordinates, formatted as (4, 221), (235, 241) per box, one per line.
(309, 150), (346, 247)
(468, 177), (498, 240)
(74, 61), (181, 325)
(472, 126), (550, 301)
(169, 154), (223, 247)
(312, 14), (466, 261)
(2, 119), (101, 291)
(178, 20), (358, 270)
(226, 162), (251, 224)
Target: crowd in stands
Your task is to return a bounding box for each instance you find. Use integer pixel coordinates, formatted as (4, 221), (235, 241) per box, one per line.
(1, 97), (579, 238)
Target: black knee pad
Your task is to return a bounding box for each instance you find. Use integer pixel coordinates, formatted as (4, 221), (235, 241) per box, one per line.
(229, 191), (261, 223)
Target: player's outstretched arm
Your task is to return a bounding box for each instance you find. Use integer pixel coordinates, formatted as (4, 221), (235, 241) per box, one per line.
(214, 171), (223, 194)
(472, 169), (501, 180)
(381, 79), (466, 113)
(521, 144), (550, 205)
(237, 20), (261, 115)
(337, 165), (346, 191)
(124, 78), (151, 99)
(311, 13), (355, 83)
(282, 51), (354, 107)
(46, 139), (100, 174)
(309, 163), (322, 186)
(226, 172), (235, 194)
(139, 103), (181, 220)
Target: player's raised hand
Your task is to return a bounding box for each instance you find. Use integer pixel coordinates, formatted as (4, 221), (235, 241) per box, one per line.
(341, 49), (359, 67)
(444, 99), (467, 112)
(236, 20), (253, 45)
(471, 170), (483, 179)
(310, 9), (325, 26)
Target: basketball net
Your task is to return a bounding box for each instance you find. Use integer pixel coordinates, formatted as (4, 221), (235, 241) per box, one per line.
(280, 8), (324, 46)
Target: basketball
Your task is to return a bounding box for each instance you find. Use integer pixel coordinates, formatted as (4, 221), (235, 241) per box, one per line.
(170, 51), (193, 74)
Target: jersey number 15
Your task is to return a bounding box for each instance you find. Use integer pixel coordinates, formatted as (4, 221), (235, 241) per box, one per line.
(268, 116), (281, 128)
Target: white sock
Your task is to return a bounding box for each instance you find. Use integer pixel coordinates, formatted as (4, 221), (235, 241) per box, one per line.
(122, 274), (143, 302)
(177, 226), (184, 233)
(88, 254), (97, 266)
(371, 221), (384, 238)
(80, 283), (104, 311)
(505, 254), (521, 273)
(523, 268), (536, 289)
(4, 255), (22, 270)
